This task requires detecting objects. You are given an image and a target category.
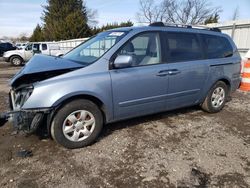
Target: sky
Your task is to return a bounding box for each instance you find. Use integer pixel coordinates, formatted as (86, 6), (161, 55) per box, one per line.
(0, 0), (250, 38)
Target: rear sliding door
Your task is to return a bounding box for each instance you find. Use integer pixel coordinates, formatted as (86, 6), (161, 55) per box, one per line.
(164, 31), (210, 110)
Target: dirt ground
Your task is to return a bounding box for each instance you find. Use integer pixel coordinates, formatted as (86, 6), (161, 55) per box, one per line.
(0, 61), (249, 188)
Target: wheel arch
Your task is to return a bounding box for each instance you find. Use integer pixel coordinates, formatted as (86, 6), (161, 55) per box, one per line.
(200, 76), (232, 104)
(217, 78), (231, 91)
(47, 93), (110, 136)
(9, 55), (24, 62)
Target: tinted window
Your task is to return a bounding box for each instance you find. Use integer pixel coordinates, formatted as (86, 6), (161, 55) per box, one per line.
(202, 34), (233, 59)
(42, 44), (47, 50)
(118, 32), (161, 66)
(33, 43), (40, 51)
(165, 32), (203, 63)
(0, 43), (13, 49)
(2, 43), (8, 48)
(7, 43), (13, 48)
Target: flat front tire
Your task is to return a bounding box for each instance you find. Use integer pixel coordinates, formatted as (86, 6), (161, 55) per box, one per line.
(51, 99), (103, 149)
(201, 81), (229, 113)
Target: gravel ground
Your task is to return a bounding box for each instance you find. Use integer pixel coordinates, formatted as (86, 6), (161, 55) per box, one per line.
(0, 61), (249, 188)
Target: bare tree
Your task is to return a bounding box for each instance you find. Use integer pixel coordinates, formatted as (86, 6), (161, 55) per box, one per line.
(87, 8), (98, 27)
(136, 0), (221, 25)
(232, 6), (239, 20)
(136, 0), (170, 24)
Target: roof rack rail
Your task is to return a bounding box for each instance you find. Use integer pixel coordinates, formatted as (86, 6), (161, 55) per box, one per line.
(149, 22), (221, 32)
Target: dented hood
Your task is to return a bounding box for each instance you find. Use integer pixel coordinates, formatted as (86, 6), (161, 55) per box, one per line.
(11, 54), (85, 87)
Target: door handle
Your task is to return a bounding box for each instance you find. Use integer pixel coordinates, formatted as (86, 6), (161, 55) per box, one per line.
(156, 70), (169, 77)
(156, 69), (181, 77)
(167, 69), (181, 75)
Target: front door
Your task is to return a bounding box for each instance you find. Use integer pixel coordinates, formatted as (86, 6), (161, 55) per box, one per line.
(110, 32), (169, 120)
(24, 44), (34, 61)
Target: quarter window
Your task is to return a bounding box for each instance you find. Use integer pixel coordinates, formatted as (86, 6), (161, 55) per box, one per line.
(165, 32), (203, 63)
(118, 32), (161, 66)
(202, 34), (233, 59)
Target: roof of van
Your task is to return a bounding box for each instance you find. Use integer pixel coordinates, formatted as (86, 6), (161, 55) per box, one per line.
(109, 22), (225, 36)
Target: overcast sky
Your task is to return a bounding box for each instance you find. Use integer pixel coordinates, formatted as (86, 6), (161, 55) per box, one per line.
(0, 0), (250, 38)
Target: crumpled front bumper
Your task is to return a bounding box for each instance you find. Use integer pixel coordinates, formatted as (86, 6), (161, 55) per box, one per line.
(0, 108), (50, 133)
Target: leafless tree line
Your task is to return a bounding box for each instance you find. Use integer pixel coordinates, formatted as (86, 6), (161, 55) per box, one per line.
(136, 0), (222, 25)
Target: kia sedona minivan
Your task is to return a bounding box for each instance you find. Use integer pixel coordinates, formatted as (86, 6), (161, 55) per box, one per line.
(0, 22), (241, 149)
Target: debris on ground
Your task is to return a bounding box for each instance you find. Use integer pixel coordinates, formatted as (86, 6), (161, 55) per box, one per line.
(16, 150), (33, 158)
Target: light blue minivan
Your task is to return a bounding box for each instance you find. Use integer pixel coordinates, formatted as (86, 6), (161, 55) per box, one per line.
(0, 22), (241, 148)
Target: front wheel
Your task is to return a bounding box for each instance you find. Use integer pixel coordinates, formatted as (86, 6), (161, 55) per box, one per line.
(51, 99), (103, 149)
(10, 56), (22, 66)
(201, 81), (229, 113)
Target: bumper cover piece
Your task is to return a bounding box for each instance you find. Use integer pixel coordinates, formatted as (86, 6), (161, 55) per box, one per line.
(1, 108), (50, 133)
(0, 112), (9, 127)
(12, 110), (47, 133)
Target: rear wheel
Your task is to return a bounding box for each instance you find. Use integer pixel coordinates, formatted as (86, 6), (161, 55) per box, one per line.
(201, 81), (229, 113)
(51, 99), (103, 149)
(10, 56), (22, 66)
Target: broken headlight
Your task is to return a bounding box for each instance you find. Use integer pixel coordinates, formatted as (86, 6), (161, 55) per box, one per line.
(11, 85), (34, 110)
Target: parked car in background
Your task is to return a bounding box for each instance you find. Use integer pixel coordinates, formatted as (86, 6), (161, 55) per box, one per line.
(0, 22), (241, 149)
(3, 42), (65, 66)
(0, 42), (16, 57)
(15, 43), (28, 50)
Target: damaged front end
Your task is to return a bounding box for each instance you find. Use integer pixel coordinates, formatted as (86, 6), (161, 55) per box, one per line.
(0, 54), (85, 133)
(5, 84), (50, 133)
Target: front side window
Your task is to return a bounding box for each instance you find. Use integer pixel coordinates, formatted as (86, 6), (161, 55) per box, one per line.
(117, 32), (161, 66)
(202, 34), (233, 59)
(64, 31), (127, 65)
(25, 44), (32, 51)
(166, 32), (203, 63)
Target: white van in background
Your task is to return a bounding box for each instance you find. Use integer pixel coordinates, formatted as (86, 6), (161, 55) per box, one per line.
(3, 42), (65, 66)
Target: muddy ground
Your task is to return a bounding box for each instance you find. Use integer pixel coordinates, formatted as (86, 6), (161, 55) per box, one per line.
(0, 61), (249, 188)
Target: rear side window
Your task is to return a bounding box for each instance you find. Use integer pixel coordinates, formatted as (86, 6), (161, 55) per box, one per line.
(165, 32), (203, 63)
(42, 44), (47, 50)
(201, 34), (233, 59)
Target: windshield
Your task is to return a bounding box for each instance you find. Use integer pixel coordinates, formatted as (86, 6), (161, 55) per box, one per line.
(63, 31), (127, 64)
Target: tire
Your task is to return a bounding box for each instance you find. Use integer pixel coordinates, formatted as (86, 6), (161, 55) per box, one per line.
(10, 56), (22, 66)
(51, 99), (103, 149)
(201, 81), (229, 113)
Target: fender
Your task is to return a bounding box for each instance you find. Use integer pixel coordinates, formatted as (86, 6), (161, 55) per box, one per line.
(51, 91), (113, 122)
(199, 75), (232, 104)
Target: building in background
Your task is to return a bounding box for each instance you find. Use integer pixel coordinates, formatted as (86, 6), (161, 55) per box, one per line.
(207, 20), (250, 58)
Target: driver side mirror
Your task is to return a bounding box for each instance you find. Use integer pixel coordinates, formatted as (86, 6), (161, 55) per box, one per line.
(113, 55), (133, 69)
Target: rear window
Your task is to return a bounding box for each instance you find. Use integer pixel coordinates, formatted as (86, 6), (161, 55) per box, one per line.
(165, 32), (203, 63)
(201, 34), (233, 59)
